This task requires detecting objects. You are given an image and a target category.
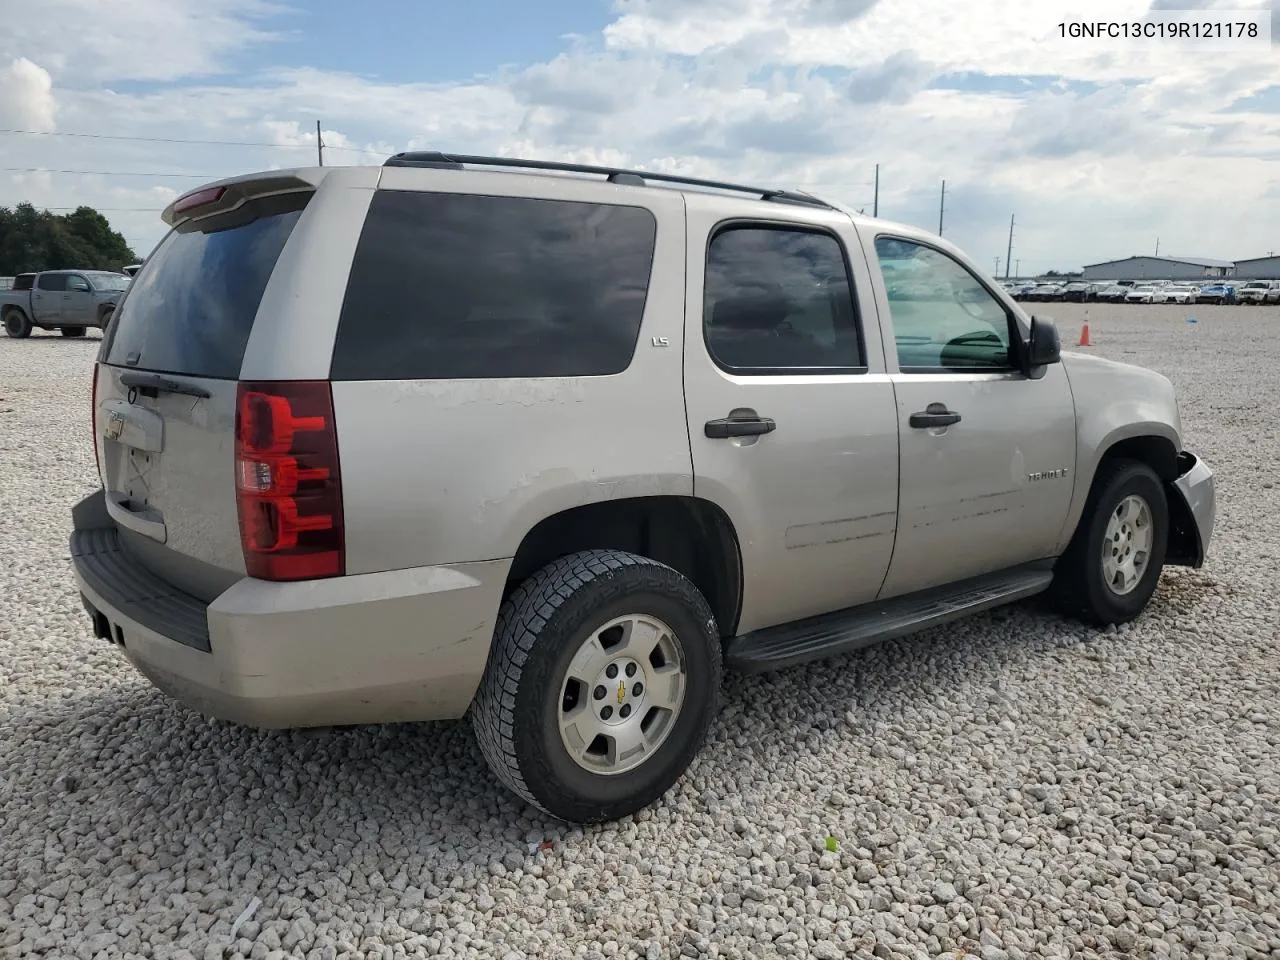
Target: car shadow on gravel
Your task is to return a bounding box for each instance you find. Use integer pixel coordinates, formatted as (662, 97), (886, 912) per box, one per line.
(10, 600), (1109, 838)
(7, 576), (1232, 874)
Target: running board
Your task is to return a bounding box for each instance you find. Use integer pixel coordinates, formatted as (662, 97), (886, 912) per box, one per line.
(726, 564), (1054, 674)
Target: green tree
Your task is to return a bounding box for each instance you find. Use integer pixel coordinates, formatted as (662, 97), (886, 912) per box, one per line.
(0, 203), (138, 275)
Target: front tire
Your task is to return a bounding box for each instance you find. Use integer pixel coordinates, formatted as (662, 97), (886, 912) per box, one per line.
(471, 549), (722, 823)
(1051, 459), (1169, 625)
(3, 310), (33, 338)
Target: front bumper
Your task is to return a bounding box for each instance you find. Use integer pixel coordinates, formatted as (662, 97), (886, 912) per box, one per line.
(1168, 451), (1215, 568)
(69, 490), (510, 729)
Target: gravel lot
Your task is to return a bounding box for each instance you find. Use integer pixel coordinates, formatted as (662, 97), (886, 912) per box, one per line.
(2, 304), (1278, 960)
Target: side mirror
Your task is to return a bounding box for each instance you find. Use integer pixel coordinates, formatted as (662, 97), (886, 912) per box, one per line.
(1027, 316), (1061, 369)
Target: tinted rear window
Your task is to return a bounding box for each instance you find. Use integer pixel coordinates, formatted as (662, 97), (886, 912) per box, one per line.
(14, 274), (34, 291)
(104, 191), (310, 378)
(331, 191), (658, 380)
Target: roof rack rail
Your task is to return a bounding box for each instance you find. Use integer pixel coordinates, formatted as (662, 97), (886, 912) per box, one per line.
(382, 151), (833, 209)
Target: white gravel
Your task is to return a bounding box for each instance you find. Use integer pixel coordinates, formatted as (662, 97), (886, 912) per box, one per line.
(2, 305), (1279, 960)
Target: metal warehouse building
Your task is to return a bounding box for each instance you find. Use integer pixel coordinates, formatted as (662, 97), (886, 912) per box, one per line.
(1081, 256), (1235, 281)
(1234, 256), (1280, 279)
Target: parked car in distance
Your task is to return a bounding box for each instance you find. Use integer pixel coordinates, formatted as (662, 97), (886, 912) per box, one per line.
(69, 154), (1216, 824)
(1093, 284), (1128, 303)
(1007, 281), (1038, 300)
(123, 264), (142, 277)
(1027, 282), (1064, 302)
(1152, 284), (1200, 305)
(1124, 284), (1158, 304)
(1060, 281), (1092, 302)
(1197, 283), (1238, 305)
(1238, 280), (1280, 305)
(0, 276), (14, 292)
(1, 269), (131, 338)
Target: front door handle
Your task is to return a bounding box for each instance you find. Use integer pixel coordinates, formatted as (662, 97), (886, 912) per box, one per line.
(909, 403), (961, 429)
(705, 408), (776, 439)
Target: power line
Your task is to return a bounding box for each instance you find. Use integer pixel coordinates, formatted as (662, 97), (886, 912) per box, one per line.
(0, 127), (384, 155)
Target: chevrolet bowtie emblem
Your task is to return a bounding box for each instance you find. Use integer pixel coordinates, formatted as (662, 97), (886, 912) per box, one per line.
(617, 681), (626, 704)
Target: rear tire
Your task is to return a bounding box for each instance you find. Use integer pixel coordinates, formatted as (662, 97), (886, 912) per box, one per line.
(61, 326), (87, 338)
(3, 310), (33, 338)
(471, 549), (722, 823)
(1051, 459), (1168, 625)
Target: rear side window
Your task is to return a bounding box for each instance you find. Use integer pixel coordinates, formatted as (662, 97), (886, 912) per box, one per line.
(13, 274), (34, 291)
(104, 191), (310, 378)
(37, 273), (67, 291)
(331, 191), (658, 380)
(703, 225), (863, 373)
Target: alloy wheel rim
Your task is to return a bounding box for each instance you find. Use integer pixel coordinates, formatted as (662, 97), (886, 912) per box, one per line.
(1101, 494), (1154, 596)
(557, 614), (686, 776)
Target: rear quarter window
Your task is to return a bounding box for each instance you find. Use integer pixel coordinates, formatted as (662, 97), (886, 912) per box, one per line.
(103, 191), (310, 378)
(330, 191), (658, 380)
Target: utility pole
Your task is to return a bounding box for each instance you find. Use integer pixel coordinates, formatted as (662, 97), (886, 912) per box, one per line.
(938, 180), (946, 236)
(316, 120), (324, 167)
(994, 256), (1001, 275)
(1005, 214), (1015, 279)
(1015, 258), (1021, 277)
(873, 163), (879, 218)
(1155, 237), (1160, 256)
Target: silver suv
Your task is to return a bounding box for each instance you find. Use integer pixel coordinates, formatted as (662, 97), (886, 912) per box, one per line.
(71, 153), (1215, 823)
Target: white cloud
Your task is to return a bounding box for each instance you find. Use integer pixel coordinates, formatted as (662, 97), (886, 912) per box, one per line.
(0, 0), (283, 82)
(1, 0), (1276, 269)
(0, 58), (57, 131)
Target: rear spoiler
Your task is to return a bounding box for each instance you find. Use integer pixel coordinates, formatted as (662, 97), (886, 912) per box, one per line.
(161, 169), (327, 228)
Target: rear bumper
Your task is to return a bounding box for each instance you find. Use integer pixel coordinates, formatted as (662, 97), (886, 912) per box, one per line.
(1168, 451), (1215, 568)
(70, 490), (510, 729)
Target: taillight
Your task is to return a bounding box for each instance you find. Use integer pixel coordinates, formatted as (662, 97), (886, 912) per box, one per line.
(91, 364), (101, 481)
(234, 380), (344, 581)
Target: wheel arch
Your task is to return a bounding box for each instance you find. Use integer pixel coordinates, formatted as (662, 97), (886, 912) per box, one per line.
(1055, 425), (1191, 560)
(505, 495), (744, 639)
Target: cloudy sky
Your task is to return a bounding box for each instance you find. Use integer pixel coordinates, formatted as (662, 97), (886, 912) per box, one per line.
(1, 0), (1276, 274)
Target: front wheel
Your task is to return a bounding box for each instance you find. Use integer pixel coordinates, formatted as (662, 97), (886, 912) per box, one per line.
(471, 549), (722, 823)
(1051, 459), (1169, 625)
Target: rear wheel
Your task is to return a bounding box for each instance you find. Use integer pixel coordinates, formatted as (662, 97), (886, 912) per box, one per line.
(471, 549), (721, 823)
(60, 326), (87, 338)
(1051, 459), (1168, 625)
(3, 310), (33, 338)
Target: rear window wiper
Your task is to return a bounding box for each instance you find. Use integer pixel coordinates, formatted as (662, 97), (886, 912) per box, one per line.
(119, 371), (211, 399)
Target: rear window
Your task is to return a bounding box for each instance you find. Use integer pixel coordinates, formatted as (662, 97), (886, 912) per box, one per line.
(331, 191), (658, 380)
(13, 274), (34, 291)
(103, 191), (310, 378)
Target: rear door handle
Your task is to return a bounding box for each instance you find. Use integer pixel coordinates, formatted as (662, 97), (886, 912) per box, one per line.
(909, 403), (961, 429)
(705, 409), (776, 439)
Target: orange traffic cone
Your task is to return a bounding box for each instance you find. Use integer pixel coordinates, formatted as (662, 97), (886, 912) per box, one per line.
(1078, 321), (1092, 347)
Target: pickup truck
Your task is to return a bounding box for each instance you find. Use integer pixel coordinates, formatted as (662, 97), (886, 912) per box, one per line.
(1237, 280), (1280, 305)
(1, 269), (131, 338)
